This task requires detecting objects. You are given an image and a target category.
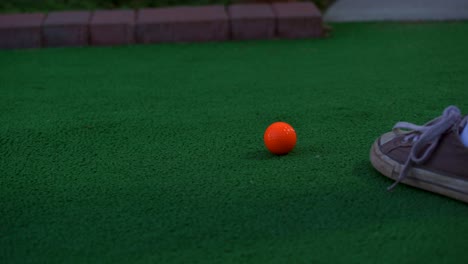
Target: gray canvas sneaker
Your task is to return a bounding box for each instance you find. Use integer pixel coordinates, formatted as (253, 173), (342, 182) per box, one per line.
(370, 106), (468, 203)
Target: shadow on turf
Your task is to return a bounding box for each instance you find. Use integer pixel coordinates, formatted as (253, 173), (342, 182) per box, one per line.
(244, 146), (315, 160)
(351, 160), (464, 205)
(245, 150), (282, 160)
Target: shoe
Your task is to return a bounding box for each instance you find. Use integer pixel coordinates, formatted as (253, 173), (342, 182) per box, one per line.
(370, 106), (468, 203)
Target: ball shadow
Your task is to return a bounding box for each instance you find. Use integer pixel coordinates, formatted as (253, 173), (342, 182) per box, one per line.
(244, 145), (316, 161)
(244, 150), (279, 160)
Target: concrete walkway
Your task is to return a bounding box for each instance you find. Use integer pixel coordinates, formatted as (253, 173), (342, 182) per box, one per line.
(324, 0), (468, 22)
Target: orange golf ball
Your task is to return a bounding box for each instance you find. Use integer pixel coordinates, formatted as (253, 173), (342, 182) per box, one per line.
(264, 122), (297, 155)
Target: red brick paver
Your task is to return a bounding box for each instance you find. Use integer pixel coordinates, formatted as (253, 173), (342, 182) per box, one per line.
(0, 13), (45, 49)
(228, 4), (275, 40)
(136, 6), (229, 43)
(90, 10), (135, 46)
(43, 11), (91, 47)
(272, 2), (323, 39)
(0, 2), (325, 50)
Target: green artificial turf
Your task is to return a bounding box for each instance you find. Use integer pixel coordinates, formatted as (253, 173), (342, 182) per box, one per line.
(2, 22), (468, 263)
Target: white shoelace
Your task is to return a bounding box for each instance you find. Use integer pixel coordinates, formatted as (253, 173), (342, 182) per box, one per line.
(388, 106), (466, 190)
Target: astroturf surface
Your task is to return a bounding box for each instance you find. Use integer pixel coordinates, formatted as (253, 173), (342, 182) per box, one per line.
(2, 22), (468, 263)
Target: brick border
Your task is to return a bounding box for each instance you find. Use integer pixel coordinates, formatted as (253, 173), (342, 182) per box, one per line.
(272, 2), (323, 38)
(228, 4), (275, 40)
(136, 6), (229, 43)
(90, 10), (135, 46)
(0, 13), (45, 49)
(0, 2), (324, 49)
(43, 11), (91, 47)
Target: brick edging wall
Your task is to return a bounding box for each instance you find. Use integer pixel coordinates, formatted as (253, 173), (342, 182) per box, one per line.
(0, 2), (323, 49)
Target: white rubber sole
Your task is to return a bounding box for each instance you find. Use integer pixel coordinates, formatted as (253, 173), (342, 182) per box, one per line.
(370, 139), (468, 204)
